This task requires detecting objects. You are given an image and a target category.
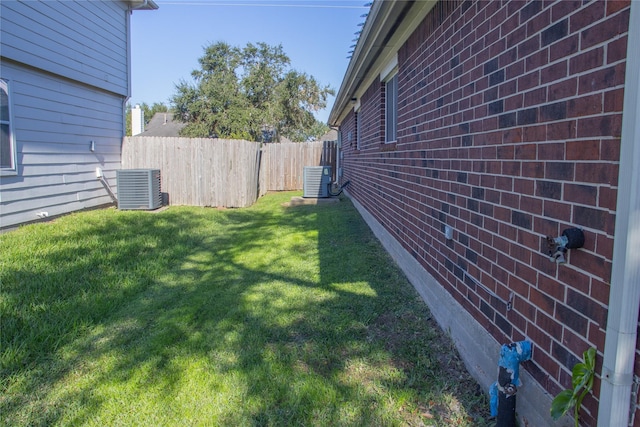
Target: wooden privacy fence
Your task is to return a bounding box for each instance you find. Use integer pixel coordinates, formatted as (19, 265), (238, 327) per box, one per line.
(259, 140), (336, 193)
(121, 137), (336, 207)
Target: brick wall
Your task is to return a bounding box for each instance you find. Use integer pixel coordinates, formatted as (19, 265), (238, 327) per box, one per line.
(340, 1), (631, 424)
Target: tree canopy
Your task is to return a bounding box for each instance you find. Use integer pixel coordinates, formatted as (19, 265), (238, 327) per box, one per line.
(171, 42), (333, 142)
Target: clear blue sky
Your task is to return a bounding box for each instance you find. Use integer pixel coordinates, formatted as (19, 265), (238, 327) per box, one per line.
(130, 0), (368, 123)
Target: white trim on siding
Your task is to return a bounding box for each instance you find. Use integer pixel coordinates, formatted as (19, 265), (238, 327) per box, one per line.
(0, 78), (18, 175)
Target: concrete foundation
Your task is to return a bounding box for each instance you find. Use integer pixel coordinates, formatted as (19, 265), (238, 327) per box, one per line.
(345, 191), (571, 427)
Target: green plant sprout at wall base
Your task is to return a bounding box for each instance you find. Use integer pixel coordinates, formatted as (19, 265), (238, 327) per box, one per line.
(550, 347), (596, 427)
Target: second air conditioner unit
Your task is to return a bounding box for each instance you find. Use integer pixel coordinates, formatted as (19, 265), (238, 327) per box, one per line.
(303, 166), (332, 198)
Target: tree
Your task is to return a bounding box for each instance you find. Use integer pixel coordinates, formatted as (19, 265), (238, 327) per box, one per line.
(125, 102), (168, 136)
(171, 41), (333, 141)
(276, 70), (331, 141)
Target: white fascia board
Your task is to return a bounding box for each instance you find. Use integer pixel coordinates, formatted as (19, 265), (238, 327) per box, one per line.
(329, 0), (437, 126)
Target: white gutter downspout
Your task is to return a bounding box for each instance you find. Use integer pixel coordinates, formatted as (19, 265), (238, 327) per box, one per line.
(124, 6), (132, 138)
(336, 127), (342, 181)
(597, 2), (640, 425)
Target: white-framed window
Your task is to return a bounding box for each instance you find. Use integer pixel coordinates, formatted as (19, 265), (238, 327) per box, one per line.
(380, 54), (398, 145)
(384, 73), (398, 144)
(355, 110), (361, 150)
(1, 78), (17, 175)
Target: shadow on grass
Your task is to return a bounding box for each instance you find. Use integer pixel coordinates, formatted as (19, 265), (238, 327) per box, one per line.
(0, 193), (490, 426)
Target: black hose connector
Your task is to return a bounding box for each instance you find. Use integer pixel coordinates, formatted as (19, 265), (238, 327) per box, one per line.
(328, 180), (351, 197)
(496, 366), (518, 427)
(489, 341), (532, 426)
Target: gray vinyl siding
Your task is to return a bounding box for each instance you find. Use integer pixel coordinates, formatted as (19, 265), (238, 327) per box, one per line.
(0, 0), (132, 228)
(0, 0), (129, 96)
(0, 61), (123, 228)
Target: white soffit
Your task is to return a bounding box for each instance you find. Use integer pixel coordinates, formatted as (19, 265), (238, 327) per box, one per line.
(330, 0), (437, 125)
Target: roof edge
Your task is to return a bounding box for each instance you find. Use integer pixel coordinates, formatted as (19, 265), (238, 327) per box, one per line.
(329, 0), (437, 126)
(127, 0), (159, 11)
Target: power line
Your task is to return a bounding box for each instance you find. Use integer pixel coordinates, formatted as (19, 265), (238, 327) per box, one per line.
(157, 1), (368, 9)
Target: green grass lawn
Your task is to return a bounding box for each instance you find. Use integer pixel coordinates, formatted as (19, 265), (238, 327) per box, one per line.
(1, 192), (490, 426)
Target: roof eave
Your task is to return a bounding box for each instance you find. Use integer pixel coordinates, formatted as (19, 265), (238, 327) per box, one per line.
(329, 0), (438, 126)
(127, 0), (159, 11)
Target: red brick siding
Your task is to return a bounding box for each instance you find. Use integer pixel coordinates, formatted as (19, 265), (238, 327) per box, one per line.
(340, 1), (631, 424)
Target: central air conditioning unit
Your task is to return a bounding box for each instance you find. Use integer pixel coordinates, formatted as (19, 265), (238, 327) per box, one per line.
(303, 166), (332, 198)
(116, 169), (162, 210)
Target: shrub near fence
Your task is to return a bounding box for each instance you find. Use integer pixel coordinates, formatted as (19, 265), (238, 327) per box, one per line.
(122, 137), (336, 207)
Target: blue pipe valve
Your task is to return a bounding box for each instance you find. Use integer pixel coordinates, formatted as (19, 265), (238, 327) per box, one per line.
(489, 340), (532, 422)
